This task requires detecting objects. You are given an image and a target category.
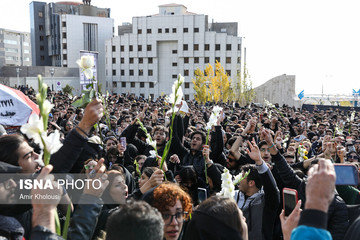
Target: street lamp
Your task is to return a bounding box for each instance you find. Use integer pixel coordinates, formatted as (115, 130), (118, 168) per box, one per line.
(49, 68), (55, 91)
(16, 67), (21, 88)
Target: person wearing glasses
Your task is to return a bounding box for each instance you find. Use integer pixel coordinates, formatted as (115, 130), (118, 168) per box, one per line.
(347, 151), (359, 163)
(146, 182), (192, 240)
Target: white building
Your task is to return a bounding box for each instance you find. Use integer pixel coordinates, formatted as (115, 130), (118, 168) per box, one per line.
(0, 28), (31, 67)
(105, 4), (242, 100)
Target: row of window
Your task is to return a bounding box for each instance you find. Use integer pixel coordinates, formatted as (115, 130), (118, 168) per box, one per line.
(112, 81), (191, 89)
(112, 68), (231, 77)
(110, 56), (239, 65)
(137, 27), (199, 35)
(112, 44), (241, 52)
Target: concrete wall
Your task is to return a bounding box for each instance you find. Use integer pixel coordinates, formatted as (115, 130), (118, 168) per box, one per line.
(253, 74), (301, 108)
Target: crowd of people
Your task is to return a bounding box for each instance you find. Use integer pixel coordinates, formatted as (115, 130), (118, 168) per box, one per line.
(1, 88), (360, 240)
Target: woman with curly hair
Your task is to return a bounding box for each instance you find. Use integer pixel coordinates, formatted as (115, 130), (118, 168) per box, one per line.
(149, 182), (193, 240)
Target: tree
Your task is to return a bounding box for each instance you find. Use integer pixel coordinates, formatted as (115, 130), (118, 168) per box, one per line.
(234, 63), (255, 106)
(62, 84), (74, 95)
(192, 61), (234, 103)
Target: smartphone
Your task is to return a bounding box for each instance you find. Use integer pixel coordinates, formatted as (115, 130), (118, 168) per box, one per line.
(334, 164), (359, 185)
(283, 188), (298, 217)
(120, 137), (127, 151)
(197, 188), (207, 204)
(294, 135), (306, 142)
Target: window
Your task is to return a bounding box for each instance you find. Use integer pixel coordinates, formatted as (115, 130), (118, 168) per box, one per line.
(165, 28), (169, 33)
(172, 62), (177, 66)
(146, 29), (151, 34)
(131, 82), (135, 88)
(139, 58), (143, 64)
(121, 70), (125, 76)
(172, 28), (176, 33)
(129, 58), (134, 64)
(183, 28), (188, 33)
(158, 28), (162, 33)
(83, 23), (98, 51)
(215, 57), (220, 63)
(112, 58), (116, 64)
(112, 70), (116, 76)
(172, 49), (177, 54)
(38, 11), (43, 17)
(194, 57), (199, 63)
(148, 58), (153, 64)
(129, 45), (133, 51)
(184, 69), (189, 76)
(226, 57), (231, 64)
(39, 36), (44, 41)
(194, 44), (199, 51)
(184, 57), (189, 64)
(194, 27), (199, 32)
(149, 82), (154, 88)
(226, 70), (231, 75)
(24, 42), (29, 46)
(112, 82), (117, 88)
(140, 82), (145, 88)
(112, 46), (116, 52)
(129, 70), (134, 76)
(172, 74), (177, 79)
(147, 45), (152, 51)
(62, 32), (66, 38)
(215, 44), (220, 50)
(62, 22), (66, 27)
(139, 69), (143, 76)
(122, 82), (126, 87)
(226, 44), (231, 51)
(40, 45), (44, 51)
(63, 43), (67, 49)
(138, 45), (142, 51)
(185, 94), (189, 101)
(40, 56), (45, 61)
(148, 69), (153, 76)
(4, 39), (17, 45)
(138, 29), (142, 34)
(205, 57), (209, 63)
(120, 45), (124, 52)
(183, 44), (188, 51)
(185, 82), (190, 89)
(39, 25), (44, 31)
(238, 44), (241, 51)
(121, 58), (124, 63)
(204, 44), (210, 51)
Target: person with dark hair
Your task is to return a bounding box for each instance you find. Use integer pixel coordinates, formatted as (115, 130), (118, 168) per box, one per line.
(106, 200), (164, 240)
(185, 195), (247, 240)
(234, 138), (280, 240)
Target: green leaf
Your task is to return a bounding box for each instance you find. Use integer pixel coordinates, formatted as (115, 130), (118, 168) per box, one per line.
(62, 204), (72, 239)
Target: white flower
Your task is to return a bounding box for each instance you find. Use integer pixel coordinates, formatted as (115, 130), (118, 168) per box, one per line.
(35, 151), (45, 167)
(264, 99), (275, 108)
(76, 55), (94, 79)
(20, 114), (44, 147)
(165, 75), (184, 104)
(146, 138), (157, 150)
(205, 106), (223, 130)
(233, 172), (244, 185)
(149, 150), (157, 158)
(42, 100), (54, 115)
(351, 111), (355, 122)
(212, 106), (223, 116)
(42, 130), (63, 154)
(217, 168), (235, 198)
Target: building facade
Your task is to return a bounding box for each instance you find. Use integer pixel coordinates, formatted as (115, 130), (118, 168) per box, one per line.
(30, 1), (113, 90)
(0, 28), (32, 68)
(106, 4), (242, 100)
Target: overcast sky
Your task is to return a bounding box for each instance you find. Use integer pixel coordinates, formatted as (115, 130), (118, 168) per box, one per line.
(2, 0), (360, 96)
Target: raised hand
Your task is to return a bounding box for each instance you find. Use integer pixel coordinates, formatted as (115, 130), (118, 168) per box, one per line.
(246, 139), (263, 165)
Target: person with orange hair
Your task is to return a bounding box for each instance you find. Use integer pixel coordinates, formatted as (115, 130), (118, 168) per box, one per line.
(145, 182), (193, 240)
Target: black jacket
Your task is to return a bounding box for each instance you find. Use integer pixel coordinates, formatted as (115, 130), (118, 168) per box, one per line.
(272, 151), (349, 240)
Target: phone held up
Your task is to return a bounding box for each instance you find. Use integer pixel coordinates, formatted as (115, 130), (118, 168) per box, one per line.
(197, 188), (207, 204)
(283, 188), (298, 217)
(334, 164), (359, 186)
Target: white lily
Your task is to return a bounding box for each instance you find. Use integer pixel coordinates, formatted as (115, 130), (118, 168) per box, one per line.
(42, 100), (55, 115)
(146, 137), (157, 151)
(217, 168), (235, 198)
(165, 75), (184, 104)
(34, 151), (45, 167)
(76, 55), (94, 79)
(20, 114), (44, 147)
(351, 111), (355, 122)
(149, 150), (157, 158)
(42, 130), (63, 154)
(205, 106), (223, 130)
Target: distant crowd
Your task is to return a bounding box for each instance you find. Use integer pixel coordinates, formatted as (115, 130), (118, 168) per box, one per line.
(0, 86), (360, 240)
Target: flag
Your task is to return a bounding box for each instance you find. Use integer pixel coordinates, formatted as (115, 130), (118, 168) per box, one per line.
(298, 90), (305, 100)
